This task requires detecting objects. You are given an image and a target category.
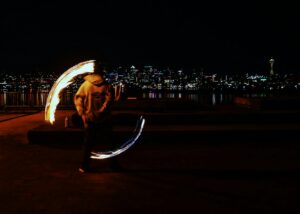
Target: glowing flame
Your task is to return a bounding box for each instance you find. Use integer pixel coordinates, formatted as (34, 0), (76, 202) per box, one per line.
(45, 60), (95, 124)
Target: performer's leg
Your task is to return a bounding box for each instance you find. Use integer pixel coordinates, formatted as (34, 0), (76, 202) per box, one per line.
(80, 123), (94, 171)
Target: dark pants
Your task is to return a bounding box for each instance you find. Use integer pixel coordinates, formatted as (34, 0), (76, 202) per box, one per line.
(81, 120), (119, 170)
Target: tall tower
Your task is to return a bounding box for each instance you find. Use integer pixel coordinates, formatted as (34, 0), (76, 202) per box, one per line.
(269, 57), (275, 76)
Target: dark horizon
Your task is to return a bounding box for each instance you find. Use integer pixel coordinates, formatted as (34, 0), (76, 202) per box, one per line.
(1, 1), (300, 74)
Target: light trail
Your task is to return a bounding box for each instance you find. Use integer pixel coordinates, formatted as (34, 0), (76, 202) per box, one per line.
(91, 116), (145, 159)
(45, 60), (145, 159)
(45, 60), (95, 124)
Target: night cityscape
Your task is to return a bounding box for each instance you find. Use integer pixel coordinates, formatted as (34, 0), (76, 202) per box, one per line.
(1, 1), (300, 213)
(2, 61), (300, 92)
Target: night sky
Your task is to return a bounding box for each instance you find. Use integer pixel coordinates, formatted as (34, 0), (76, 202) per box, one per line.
(1, 1), (300, 74)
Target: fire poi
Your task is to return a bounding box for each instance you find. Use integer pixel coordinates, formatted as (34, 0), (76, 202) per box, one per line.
(45, 60), (95, 124)
(44, 60), (145, 159)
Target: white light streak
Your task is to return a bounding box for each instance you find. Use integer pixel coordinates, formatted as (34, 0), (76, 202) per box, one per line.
(91, 116), (145, 159)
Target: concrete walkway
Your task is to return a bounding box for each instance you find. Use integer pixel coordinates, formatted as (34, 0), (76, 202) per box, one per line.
(1, 110), (300, 213)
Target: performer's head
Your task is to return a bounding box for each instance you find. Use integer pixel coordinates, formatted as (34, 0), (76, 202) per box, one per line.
(94, 62), (108, 76)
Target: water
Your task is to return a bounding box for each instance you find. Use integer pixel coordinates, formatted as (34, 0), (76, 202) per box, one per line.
(0, 91), (74, 107)
(142, 92), (234, 106)
(0, 90), (236, 107)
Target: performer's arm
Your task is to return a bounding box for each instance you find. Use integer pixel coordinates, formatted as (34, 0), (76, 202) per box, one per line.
(98, 84), (113, 113)
(74, 82), (88, 125)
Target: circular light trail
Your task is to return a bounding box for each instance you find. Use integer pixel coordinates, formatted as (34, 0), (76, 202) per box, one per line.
(45, 60), (145, 159)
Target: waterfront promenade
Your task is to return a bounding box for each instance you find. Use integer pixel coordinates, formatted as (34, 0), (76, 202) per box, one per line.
(1, 107), (300, 213)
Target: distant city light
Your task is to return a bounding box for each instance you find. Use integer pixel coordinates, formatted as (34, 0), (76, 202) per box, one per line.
(1, 63), (300, 98)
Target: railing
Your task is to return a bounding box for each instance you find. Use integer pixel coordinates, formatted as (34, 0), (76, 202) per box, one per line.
(0, 91), (235, 110)
(0, 91), (75, 107)
(0, 85), (124, 108)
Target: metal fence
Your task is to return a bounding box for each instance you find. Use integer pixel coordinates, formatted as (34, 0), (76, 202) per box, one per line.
(0, 91), (75, 107)
(0, 85), (124, 108)
(0, 90), (235, 109)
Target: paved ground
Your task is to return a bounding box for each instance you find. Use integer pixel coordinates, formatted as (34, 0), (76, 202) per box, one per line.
(1, 109), (300, 213)
(0, 113), (28, 122)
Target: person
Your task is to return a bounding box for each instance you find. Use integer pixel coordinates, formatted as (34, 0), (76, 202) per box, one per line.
(74, 63), (118, 173)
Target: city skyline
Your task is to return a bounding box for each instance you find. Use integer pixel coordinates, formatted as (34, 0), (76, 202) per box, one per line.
(1, 63), (300, 93)
(0, 54), (291, 77)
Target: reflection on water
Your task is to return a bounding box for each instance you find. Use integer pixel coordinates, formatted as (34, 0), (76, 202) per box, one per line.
(143, 92), (234, 106)
(167, 93), (175, 99)
(0, 91), (74, 107)
(0, 90), (245, 107)
(212, 93), (216, 105)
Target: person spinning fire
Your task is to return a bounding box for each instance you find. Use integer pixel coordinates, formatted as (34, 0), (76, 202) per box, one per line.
(74, 63), (119, 173)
